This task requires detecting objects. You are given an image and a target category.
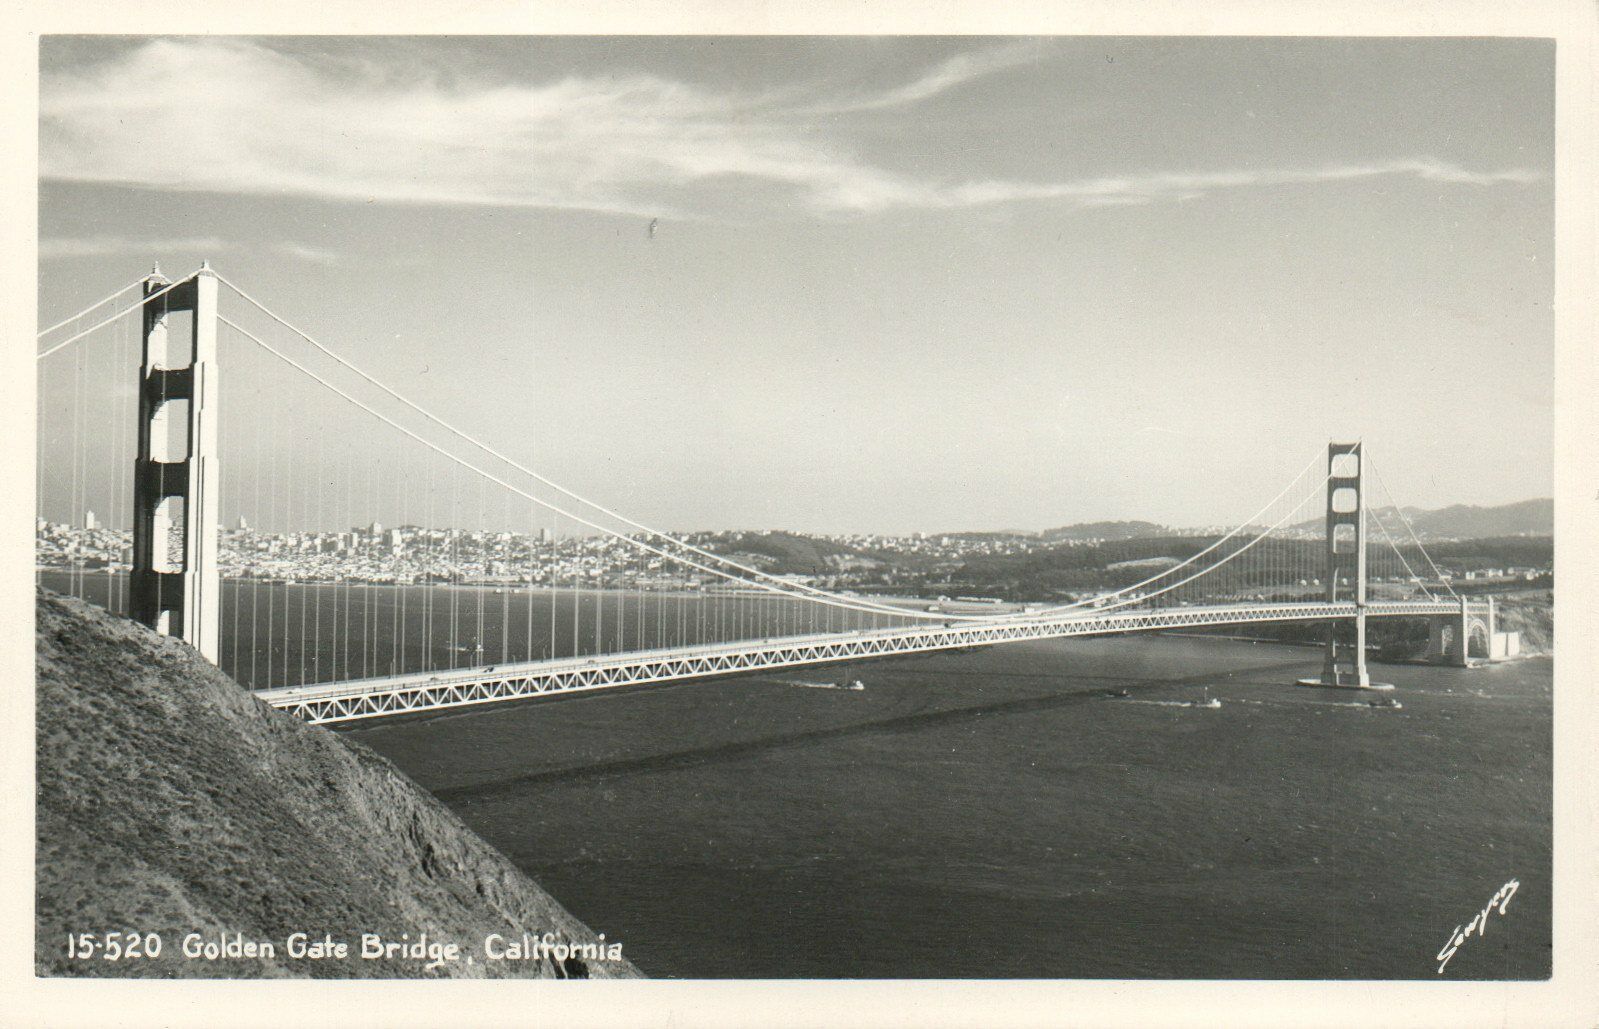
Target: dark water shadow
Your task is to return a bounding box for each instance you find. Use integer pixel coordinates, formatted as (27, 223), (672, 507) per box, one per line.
(432, 658), (1315, 804)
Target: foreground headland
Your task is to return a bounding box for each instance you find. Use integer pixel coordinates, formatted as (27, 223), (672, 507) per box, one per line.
(34, 588), (640, 979)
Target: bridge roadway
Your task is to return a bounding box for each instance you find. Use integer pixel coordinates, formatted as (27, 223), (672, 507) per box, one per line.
(256, 598), (1468, 725)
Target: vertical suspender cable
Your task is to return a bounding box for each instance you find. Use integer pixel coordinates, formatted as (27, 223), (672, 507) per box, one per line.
(71, 343), (84, 598)
(572, 522), (580, 657)
(449, 461), (458, 667)
(348, 431), (357, 676)
(36, 343), (49, 589)
(530, 495), (543, 664)
(249, 341), (261, 689)
(549, 510), (557, 659)
(502, 481), (511, 663)
(313, 401), (324, 683)
(286, 398), (299, 687)
(396, 432), (407, 675)
(265, 377), (278, 689)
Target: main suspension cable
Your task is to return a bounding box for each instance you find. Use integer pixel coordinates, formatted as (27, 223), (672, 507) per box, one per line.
(220, 314), (988, 624)
(1365, 454), (1459, 599)
(213, 272), (1007, 621)
(37, 276), (144, 339)
(1067, 469), (1334, 617)
(36, 270), (203, 361)
(1023, 448), (1326, 617)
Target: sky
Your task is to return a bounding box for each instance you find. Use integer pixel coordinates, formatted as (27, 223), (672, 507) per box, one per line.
(36, 36), (1554, 535)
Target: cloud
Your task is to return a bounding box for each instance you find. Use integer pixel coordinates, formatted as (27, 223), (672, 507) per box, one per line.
(39, 234), (228, 259)
(39, 233), (340, 266)
(274, 241), (342, 266)
(40, 39), (1541, 221)
(803, 40), (1047, 114)
(936, 159), (1543, 209)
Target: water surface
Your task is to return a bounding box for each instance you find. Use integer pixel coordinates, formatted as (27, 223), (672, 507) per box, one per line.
(346, 634), (1552, 979)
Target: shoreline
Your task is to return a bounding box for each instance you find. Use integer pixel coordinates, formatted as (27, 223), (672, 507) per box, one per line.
(37, 568), (1002, 609)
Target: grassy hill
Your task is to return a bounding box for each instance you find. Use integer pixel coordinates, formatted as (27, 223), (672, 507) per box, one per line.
(708, 530), (890, 573)
(1425, 536), (1554, 570)
(1294, 498), (1553, 539)
(35, 589), (642, 979)
(950, 534), (1270, 598)
(1404, 498), (1553, 538)
(1039, 520), (1171, 542)
(1493, 592), (1555, 654)
(937, 532), (1553, 602)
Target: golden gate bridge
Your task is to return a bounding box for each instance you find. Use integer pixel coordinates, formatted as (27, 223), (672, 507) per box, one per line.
(35, 264), (1499, 724)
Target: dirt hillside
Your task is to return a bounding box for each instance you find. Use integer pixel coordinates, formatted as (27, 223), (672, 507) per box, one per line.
(35, 589), (641, 979)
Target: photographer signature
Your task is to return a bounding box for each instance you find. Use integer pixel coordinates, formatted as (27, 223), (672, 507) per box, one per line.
(1436, 879), (1519, 973)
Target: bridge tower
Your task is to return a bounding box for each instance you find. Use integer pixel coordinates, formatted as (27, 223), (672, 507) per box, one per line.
(1302, 441), (1383, 688)
(129, 263), (221, 662)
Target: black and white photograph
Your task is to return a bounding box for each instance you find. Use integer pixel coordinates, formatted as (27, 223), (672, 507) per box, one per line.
(8, 3), (1598, 1025)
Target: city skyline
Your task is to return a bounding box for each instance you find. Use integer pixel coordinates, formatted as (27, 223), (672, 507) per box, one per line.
(32, 488), (1552, 542)
(37, 36), (1554, 534)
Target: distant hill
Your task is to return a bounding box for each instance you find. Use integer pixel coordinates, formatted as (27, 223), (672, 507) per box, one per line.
(1294, 498), (1552, 539)
(1401, 499), (1552, 538)
(708, 531), (885, 574)
(35, 589), (641, 979)
(935, 530), (1036, 542)
(1039, 520), (1171, 542)
(1012, 500), (1550, 544)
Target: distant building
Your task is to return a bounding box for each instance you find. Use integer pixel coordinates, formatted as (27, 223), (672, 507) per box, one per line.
(539, 527), (554, 544)
(83, 510), (97, 531)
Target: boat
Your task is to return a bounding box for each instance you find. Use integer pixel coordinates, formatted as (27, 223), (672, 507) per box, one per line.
(1105, 688), (1131, 699)
(1368, 696), (1403, 710)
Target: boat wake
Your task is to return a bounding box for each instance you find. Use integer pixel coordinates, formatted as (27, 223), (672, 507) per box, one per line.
(779, 679), (866, 691)
(1231, 696), (1400, 710)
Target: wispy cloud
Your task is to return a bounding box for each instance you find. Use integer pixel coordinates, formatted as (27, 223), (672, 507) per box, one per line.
(937, 159), (1543, 209)
(39, 233), (339, 265)
(802, 40), (1047, 114)
(38, 234), (228, 260)
(40, 39), (1540, 221)
(274, 241), (342, 266)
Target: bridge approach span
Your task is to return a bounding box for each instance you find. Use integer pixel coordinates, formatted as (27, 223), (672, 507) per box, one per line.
(257, 599), (1467, 725)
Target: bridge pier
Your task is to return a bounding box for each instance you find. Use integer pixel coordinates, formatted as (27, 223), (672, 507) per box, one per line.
(1315, 611), (1374, 688)
(1424, 597), (1470, 667)
(1424, 595), (1500, 666)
